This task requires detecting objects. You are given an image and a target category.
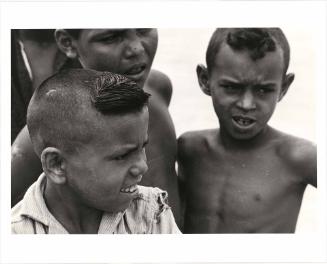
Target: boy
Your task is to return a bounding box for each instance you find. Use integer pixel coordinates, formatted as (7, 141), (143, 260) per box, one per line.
(12, 69), (180, 234)
(178, 28), (316, 233)
(11, 29), (181, 227)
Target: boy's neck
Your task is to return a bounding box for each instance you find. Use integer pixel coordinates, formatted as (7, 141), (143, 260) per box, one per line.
(218, 125), (274, 152)
(44, 180), (103, 234)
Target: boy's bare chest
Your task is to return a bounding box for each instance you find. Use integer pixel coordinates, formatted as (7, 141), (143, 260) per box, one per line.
(187, 149), (302, 218)
(184, 148), (307, 232)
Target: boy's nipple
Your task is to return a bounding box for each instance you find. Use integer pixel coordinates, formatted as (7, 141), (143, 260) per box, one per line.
(254, 193), (262, 202)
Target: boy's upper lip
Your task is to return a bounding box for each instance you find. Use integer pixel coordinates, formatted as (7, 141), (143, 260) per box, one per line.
(232, 115), (256, 121)
(122, 177), (143, 189)
(123, 63), (147, 76)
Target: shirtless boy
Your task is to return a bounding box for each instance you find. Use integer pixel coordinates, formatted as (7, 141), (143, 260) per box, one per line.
(12, 69), (180, 234)
(178, 28), (316, 233)
(11, 29), (181, 226)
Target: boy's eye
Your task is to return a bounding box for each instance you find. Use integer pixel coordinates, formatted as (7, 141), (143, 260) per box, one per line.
(258, 88), (266, 95)
(255, 86), (274, 95)
(222, 84), (241, 93)
(114, 152), (130, 161)
(99, 34), (121, 43)
(113, 140), (148, 161)
(137, 28), (152, 35)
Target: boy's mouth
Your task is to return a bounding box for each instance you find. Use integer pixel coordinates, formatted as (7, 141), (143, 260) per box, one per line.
(124, 63), (147, 77)
(120, 184), (138, 194)
(232, 116), (256, 127)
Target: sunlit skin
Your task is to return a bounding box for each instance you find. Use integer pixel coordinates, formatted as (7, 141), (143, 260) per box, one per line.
(44, 107), (149, 234)
(178, 44), (316, 233)
(11, 29), (181, 227)
(17, 34), (59, 91)
(70, 29), (157, 88)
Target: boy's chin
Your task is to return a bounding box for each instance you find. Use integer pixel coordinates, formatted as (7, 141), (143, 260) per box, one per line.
(231, 134), (257, 141)
(99, 193), (139, 213)
(231, 128), (268, 141)
(227, 128), (262, 141)
(135, 75), (148, 89)
(99, 203), (130, 214)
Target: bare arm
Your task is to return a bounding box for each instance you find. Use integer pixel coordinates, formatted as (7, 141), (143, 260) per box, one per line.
(177, 133), (196, 231)
(11, 125), (42, 206)
(144, 69), (173, 106)
(300, 141), (317, 187)
(282, 138), (317, 188)
(177, 136), (187, 219)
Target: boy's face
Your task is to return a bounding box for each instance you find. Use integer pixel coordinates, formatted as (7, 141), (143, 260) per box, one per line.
(63, 107), (149, 213)
(206, 44), (290, 140)
(71, 29), (158, 88)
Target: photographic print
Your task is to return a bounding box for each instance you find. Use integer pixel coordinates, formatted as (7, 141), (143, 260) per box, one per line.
(1, 1), (326, 263)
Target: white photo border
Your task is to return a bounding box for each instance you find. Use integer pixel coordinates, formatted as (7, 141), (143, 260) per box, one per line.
(1, 1), (326, 263)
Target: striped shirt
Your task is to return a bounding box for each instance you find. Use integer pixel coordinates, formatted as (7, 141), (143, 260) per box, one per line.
(11, 174), (181, 234)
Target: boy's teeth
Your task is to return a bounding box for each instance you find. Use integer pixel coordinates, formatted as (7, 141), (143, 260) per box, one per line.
(235, 117), (253, 126)
(239, 119), (250, 125)
(120, 185), (137, 193)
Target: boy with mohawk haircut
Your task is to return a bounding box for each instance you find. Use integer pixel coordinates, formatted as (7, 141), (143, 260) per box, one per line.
(12, 69), (180, 234)
(178, 28), (316, 233)
(11, 29), (181, 227)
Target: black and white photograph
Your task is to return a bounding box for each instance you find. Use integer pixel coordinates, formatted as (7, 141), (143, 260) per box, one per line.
(1, 1), (326, 263)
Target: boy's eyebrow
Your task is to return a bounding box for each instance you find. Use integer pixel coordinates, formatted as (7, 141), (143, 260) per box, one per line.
(110, 137), (149, 156)
(218, 77), (277, 86)
(254, 82), (277, 87)
(218, 77), (241, 84)
(88, 29), (127, 39)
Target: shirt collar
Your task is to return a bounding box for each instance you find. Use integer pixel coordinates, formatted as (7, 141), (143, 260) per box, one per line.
(19, 173), (68, 233)
(19, 174), (148, 234)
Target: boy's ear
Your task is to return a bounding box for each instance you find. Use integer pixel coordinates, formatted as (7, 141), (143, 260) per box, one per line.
(279, 73), (295, 101)
(41, 147), (67, 185)
(55, 29), (78, 59)
(196, 64), (211, 96)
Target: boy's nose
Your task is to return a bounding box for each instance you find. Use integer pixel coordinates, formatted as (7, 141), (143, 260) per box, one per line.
(125, 34), (145, 58)
(129, 152), (148, 177)
(236, 90), (256, 111)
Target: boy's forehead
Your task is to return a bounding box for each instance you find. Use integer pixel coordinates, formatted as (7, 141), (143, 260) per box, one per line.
(83, 28), (125, 34)
(61, 107), (149, 158)
(87, 106), (149, 133)
(80, 28), (156, 39)
(217, 43), (284, 62)
(85, 108), (149, 145)
(213, 44), (284, 80)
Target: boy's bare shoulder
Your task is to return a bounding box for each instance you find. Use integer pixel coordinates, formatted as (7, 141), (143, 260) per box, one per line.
(274, 131), (316, 164)
(145, 69), (172, 106)
(178, 129), (218, 159)
(273, 130), (316, 186)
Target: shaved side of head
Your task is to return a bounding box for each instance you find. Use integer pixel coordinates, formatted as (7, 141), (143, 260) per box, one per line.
(27, 69), (150, 156)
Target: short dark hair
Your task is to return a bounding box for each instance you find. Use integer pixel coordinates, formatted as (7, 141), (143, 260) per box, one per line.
(17, 29), (56, 43)
(27, 69), (150, 155)
(92, 72), (150, 114)
(206, 28), (290, 74)
(65, 29), (82, 39)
